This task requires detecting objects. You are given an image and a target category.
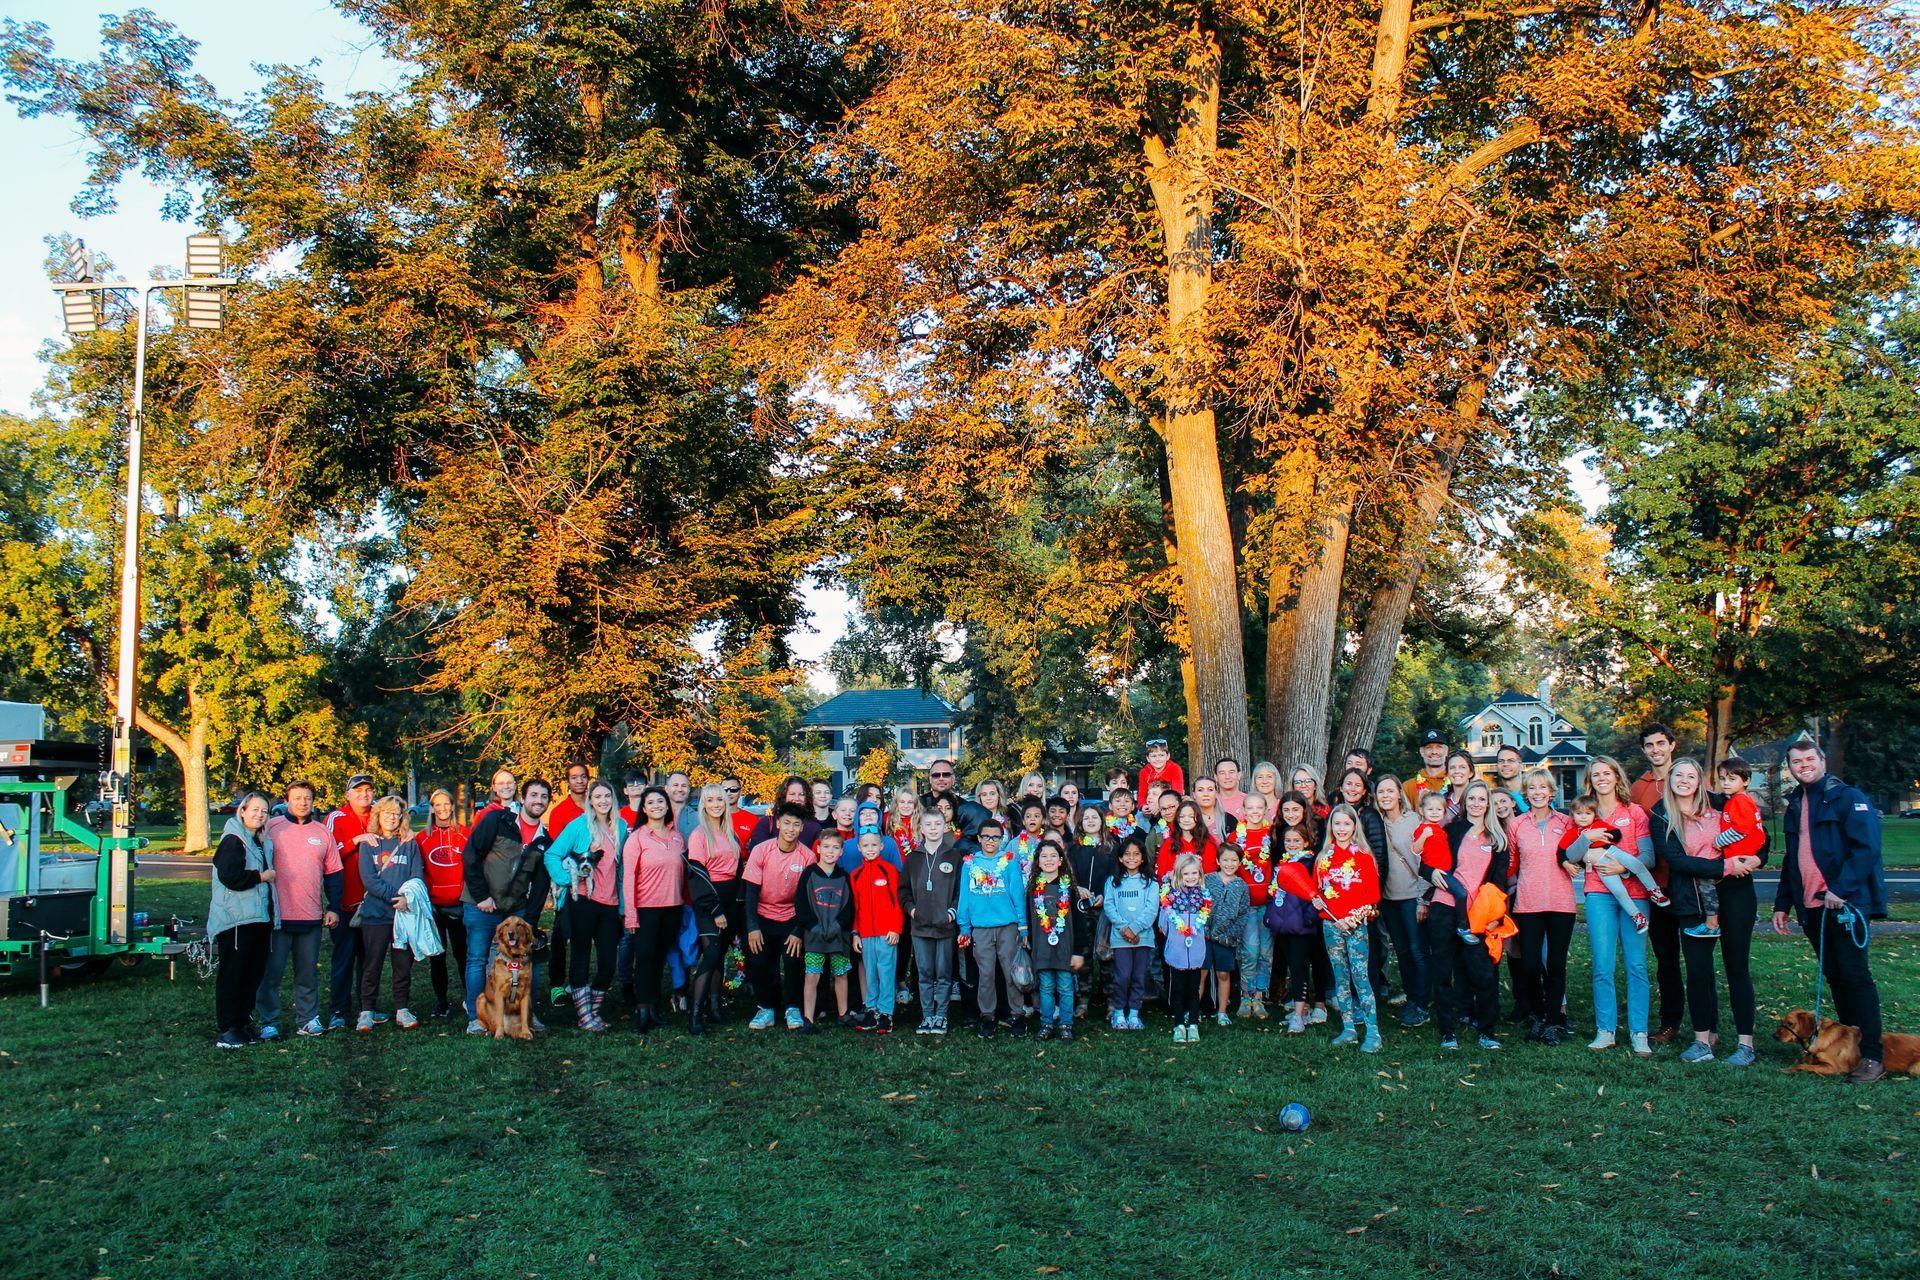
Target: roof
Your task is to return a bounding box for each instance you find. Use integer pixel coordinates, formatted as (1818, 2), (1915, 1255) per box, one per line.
(1537, 741), (1591, 761)
(1492, 691), (1539, 706)
(799, 689), (958, 728)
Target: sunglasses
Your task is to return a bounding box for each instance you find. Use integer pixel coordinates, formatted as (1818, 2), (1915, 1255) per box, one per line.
(723, 786), (741, 794)
(1145, 738), (1168, 749)
(931, 771), (954, 778)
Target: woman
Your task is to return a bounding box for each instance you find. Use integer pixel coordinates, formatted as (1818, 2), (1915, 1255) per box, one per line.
(1652, 758), (1766, 1065)
(1192, 776), (1239, 844)
(974, 778), (1009, 830)
(1441, 752), (1475, 820)
(1505, 770), (1580, 1045)
(624, 785), (688, 1033)
(1250, 761), (1285, 814)
(688, 783), (745, 1024)
(1583, 756), (1658, 1055)
(1156, 800), (1219, 879)
(476, 768), (518, 818)
(1289, 765), (1330, 819)
(547, 780), (628, 1032)
(1372, 774), (1430, 1028)
(416, 788), (470, 1020)
(1427, 781), (1505, 1050)
(354, 795), (427, 1032)
(746, 776), (822, 849)
(209, 792), (277, 1048)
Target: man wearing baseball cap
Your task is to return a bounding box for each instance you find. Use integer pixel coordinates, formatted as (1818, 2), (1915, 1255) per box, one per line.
(1402, 731), (1451, 813)
(325, 774), (378, 1030)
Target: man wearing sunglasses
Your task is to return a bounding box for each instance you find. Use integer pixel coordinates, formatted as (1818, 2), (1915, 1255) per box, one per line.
(1136, 737), (1185, 805)
(723, 776), (761, 851)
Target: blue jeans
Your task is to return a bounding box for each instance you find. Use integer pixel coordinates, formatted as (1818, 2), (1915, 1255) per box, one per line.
(1379, 897), (1429, 1010)
(1036, 969), (1076, 1028)
(1238, 914), (1274, 999)
(861, 938), (899, 1014)
(1585, 891), (1650, 1036)
(463, 905), (517, 1021)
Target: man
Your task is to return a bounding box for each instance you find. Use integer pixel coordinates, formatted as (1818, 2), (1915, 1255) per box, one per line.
(666, 770), (700, 837)
(1631, 722), (1676, 811)
(256, 780), (341, 1039)
(1402, 731), (1449, 811)
(1137, 738), (1185, 802)
(619, 774), (645, 827)
(743, 803), (818, 1030)
(1494, 745), (1529, 811)
(1630, 721), (1686, 1041)
(1773, 740), (1889, 1083)
(461, 778), (555, 1032)
(723, 775), (761, 849)
(1213, 757), (1246, 818)
(1341, 748), (1375, 781)
(324, 774), (376, 1030)
(925, 758), (960, 811)
(548, 761), (591, 833)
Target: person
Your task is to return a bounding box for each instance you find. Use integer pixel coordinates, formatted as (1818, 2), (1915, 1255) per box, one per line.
(1427, 781), (1505, 1050)
(958, 816), (1033, 1038)
(1289, 764), (1329, 819)
(1213, 757), (1247, 818)
(1026, 838), (1089, 1040)
(810, 778), (836, 827)
(924, 758), (960, 813)
(1505, 770), (1579, 1046)
(1249, 761), (1285, 813)
(1103, 835), (1157, 1031)
(1631, 722), (1677, 811)
(1103, 786), (1140, 841)
(619, 775), (645, 828)
(901, 808), (964, 1035)
(1158, 853), (1212, 1042)
(687, 784), (744, 1023)
(1653, 758), (1764, 1066)
(1773, 738), (1888, 1083)
(1234, 794), (1275, 1019)
(1413, 791), (1477, 945)
(747, 777), (823, 850)
(549, 761), (592, 834)
(1336, 765), (1391, 1007)
(793, 830), (856, 1033)
(547, 779), (628, 1033)
(476, 768), (518, 818)
(1311, 804), (1383, 1052)
(1580, 757), (1657, 1055)
(210, 792), (277, 1048)
(1439, 752), (1475, 820)
(743, 803), (817, 1031)
(618, 785), (685, 1032)
(1269, 824), (1320, 1033)
(1562, 795), (1668, 934)
(1043, 794), (1074, 843)
(1694, 757), (1766, 939)
(973, 778), (1009, 832)
(1058, 781), (1083, 812)
(1137, 737), (1185, 803)
(1009, 799), (1049, 868)
(1157, 800), (1219, 879)
(1402, 730), (1450, 811)
(1205, 845), (1251, 1027)
(1192, 776), (1239, 844)
(1371, 774), (1430, 1028)
(1341, 748), (1375, 781)
(415, 788), (470, 1020)
(1493, 745), (1528, 809)
(351, 795), (428, 1031)
(1066, 806), (1113, 1020)
(324, 773), (377, 1030)
(1276, 790), (1319, 847)
(460, 778), (555, 1034)
(666, 770), (701, 837)
(1490, 787), (1520, 829)
(1145, 786), (1181, 847)
(540, 761), (592, 1004)
(683, 839), (728, 1036)
(723, 776), (760, 849)
(256, 780), (340, 1039)
(850, 829), (904, 1033)
(888, 785), (924, 858)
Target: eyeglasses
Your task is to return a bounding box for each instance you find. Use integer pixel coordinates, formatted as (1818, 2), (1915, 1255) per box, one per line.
(723, 786), (741, 795)
(978, 831), (1002, 841)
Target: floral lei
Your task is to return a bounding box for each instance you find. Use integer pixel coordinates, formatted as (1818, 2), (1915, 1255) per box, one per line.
(1033, 876), (1071, 938)
(1159, 883), (1213, 938)
(1105, 811), (1134, 838)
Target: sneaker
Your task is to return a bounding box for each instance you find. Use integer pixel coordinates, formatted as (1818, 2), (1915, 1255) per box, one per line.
(1188, 1022), (1200, 1043)
(1631, 1032), (1652, 1057)
(1539, 1023), (1561, 1047)
(1679, 1040), (1715, 1063)
(915, 1018), (934, 1034)
(796, 1019), (818, 1036)
(855, 1010), (876, 1032)
(1632, 913), (1650, 935)
(355, 1011), (375, 1033)
(296, 1018), (326, 1038)
(1440, 1036), (1459, 1050)
(1848, 1058), (1886, 1084)
(394, 1007), (419, 1029)
(467, 1018), (487, 1035)
(1215, 1012), (1232, 1027)
(1400, 1005), (1430, 1028)
(875, 1014), (894, 1035)
(1010, 1016), (1029, 1040)
(1361, 1028), (1383, 1053)
(1036, 1024), (1053, 1041)
(1588, 1030), (1616, 1051)
(1286, 1011), (1307, 1034)
(530, 1015), (545, 1034)
(1127, 1012), (1144, 1031)
(327, 1014), (346, 1032)
(1682, 922), (1721, 939)
(1330, 1025), (1358, 1047)
(369, 1011), (390, 1025)
(1308, 1006), (1328, 1025)
(836, 1012), (863, 1029)
(1724, 1043), (1756, 1067)
(1477, 1034), (1502, 1050)
(214, 1029), (248, 1050)
(430, 1002), (452, 1019)
(977, 1019), (996, 1039)
(784, 1007), (804, 1031)
(749, 1007), (777, 1030)
(1173, 1025), (1187, 1044)
(258, 1024), (281, 1042)
(930, 1017), (948, 1036)
(1109, 1010), (1123, 1030)
(1649, 889), (1673, 908)
(549, 985), (568, 1005)
(1059, 1025), (1074, 1041)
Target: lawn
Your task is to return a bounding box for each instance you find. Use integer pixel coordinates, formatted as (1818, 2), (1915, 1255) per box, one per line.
(0, 881), (1914, 1280)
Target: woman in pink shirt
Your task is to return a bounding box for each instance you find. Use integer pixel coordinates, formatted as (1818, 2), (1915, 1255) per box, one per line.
(623, 786), (687, 1033)
(1426, 781), (1505, 1050)
(1505, 770), (1580, 1046)
(1583, 756), (1657, 1054)
(687, 783), (743, 1024)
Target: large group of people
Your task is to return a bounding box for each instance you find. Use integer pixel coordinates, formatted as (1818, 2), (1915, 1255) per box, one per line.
(205, 724), (1895, 1081)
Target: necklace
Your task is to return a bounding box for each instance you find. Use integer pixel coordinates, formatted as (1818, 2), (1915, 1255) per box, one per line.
(1033, 876), (1070, 944)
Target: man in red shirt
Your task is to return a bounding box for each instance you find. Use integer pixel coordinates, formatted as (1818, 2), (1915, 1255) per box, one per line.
(547, 761), (591, 834)
(324, 774), (376, 1029)
(1137, 738), (1185, 803)
(724, 775), (761, 849)
(1630, 722), (1676, 812)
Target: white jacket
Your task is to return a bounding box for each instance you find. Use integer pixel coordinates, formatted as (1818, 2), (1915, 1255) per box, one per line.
(390, 879), (445, 960)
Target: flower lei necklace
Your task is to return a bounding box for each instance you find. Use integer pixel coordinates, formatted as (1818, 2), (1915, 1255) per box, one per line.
(1105, 811), (1134, 838)
(1160, 883), (1213, 938)
(1033, 874), (1071, 943)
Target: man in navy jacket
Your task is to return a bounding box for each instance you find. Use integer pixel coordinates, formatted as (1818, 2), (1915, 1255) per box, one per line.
(1772, 739), (1888, 1083)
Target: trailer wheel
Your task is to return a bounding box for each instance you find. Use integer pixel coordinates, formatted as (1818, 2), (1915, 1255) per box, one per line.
(55, 957), (114, 978)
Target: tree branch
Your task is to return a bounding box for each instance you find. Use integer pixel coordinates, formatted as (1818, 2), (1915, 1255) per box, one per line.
(1411, 5), (1586, 35)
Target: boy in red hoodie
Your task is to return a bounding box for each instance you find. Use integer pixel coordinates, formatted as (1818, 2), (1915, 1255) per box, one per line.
(1693, 757), (1767, 939)
(850, 830), (905, 1033)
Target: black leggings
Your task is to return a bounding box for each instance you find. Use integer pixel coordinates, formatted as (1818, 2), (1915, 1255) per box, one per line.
(1513, 912), (1575, 1028)
(568, 897), (622, 990)
(1168, 966), (1203, 1025)
(1425, 903), (1498, 1036)
(628, 905), (680, 1007)
(215, 923), (272, 1033)
(428, 907), (468, 1006)
(1648, 902), (1686, 1031)
(1680, 879), (1757, 1037)
(1309, 928), (1332, 1003)
(1275, 932), (1314, 1003)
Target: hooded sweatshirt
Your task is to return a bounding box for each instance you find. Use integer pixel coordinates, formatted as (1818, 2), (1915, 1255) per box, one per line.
(901, 836), (963, 940)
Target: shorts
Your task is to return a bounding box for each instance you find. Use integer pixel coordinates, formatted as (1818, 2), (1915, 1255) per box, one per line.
(1206, 941), (1240, 972)
(804, 951), (851, 976)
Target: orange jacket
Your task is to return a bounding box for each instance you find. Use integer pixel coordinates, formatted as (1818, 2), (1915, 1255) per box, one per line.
(1466, 882), (1519, 964)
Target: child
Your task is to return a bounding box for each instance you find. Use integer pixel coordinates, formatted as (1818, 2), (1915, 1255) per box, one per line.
(1067, 807), (1113, 1021)
(1313, 804), (1383, 1053)
(1205, 845), (1251, 1026)
(1025, 839), (1089, 1040)
(1560, 794), (1669, 935)
(1695, 756), (1767, 939)
(1235, 795), (1275, 1019)
(1104, 786), (1140, 841)
(1102, 835), (1158, 1031)
(900, 810), (962, 1035)
(1138, 737), (1185, 802)
(1158, 853), (1213, 1043)
(957, 819), (1034, 1038)
(792, 830), (855, 1033)
(1009, 801), (1048, 869)
(849, 830), (905, 1033)
(1415, 790), (1480, 945)
(1267, 825), (1319, 1033)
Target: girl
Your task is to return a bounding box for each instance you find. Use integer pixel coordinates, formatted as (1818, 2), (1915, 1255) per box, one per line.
(1157, 800), (1219, 879)
(1268, 825), (1319, 1033)
(209, 792), (277, 1048)
(1025, 840), (1089, 1040)
(1505, 769), (1579, 1046)
(1068, 805), (1114, 1020)
(1277, 790), (1320, 847)
(1582, 757), (1658, 1054)
(1205, 845), (1251, 1026)
(1426, 781), (1505, 1050)
(623, 786), (688, 1033)
(1655, 758), (1764, 1066)
(688, 783), (744, 1024)
(1234, 793), (1275, 1019)
(1158, 854), (1213, 1042)
(354, 795), (427, 1032)
(1335, 765), (1391, 1009)
(1313, 804), (1383, 1052)
(415, 788), (470, 1021)
(889, 786), (923, 858)
(974, 778), (1008, 830)
(1103, 835), (1158, 1030)
(1289, 765), (1330, 819)
(1441, 752), (1476, 821)
(547, 780), (629, 1032)
(1372, 774), (1431, 1029)
(1491, 787), (1520, 829)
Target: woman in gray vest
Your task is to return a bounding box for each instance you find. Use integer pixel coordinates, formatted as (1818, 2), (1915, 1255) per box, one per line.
(209, 792), (277, 1049)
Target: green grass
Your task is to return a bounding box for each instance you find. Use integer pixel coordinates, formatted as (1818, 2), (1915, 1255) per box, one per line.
(1763, 815), (1920, 868)
(1, 881), (1915, 1280)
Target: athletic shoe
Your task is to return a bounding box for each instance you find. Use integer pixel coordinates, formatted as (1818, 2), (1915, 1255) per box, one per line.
(296, 1018), (325, 1038)
(1059, 1025), (1074, 1041)
(875, 1014), (894, 1035)
(749, 1007), (777, 1030)
(1286, 1011), (1306, 1034)
(854, 1010), (876, 1032)
(1127, 1012), (1144, 1031)
(394, 1007), (419, 1030)
(930, 1017), (948, 1036)
(430, 1002), (452, 1019)
(977, 1019), (995, 1039)
(784, 1007), (804, 1031)
(214, 1029), (248, 1050)
(796, 1019), (818, 1036)
(1848, 1058), (1886, 1084)
(915, 1018), (934, 1035)
(1173, 1025), (1187, 1044)
(1399, 1005), (1430, 1028)
(549, 985), (568, 1004)
(242, 1025), (265, 1044)
(1588, 1030), (1616, 1051)
(1682, 922), (1721, 939)
(467, 1019), (487, 1035)
(369, 1011), (390, 1025)
(1723, 1044), (1756, 1067)
(1330, 1025), (1358, 1047)
(836, 1012), (863, 1029)
(1679, 1040), (1715, 1063)
(1440, 1036), (1459, 1050)
(1386, 991), (1408, 1008)
(355, 1011), (375, 1033)
(1539, 1024), (1562, 1047)
(1109, 1010), (1122, 1030)
(327, 1014), (346, 1032)
(1631, 1032), (1652, 1057)
(1215, 1012), (1232, 1027)
(258, 1024), (280, 1042)
(530, 1015), (545, 1034)
(1477, 1034), (1502, 1050)
(1036, 1024), (1053, 1041)
(1649, 889), (1673, 908)
(1188, 1023), (1200, 1043)
(1308, 1006), (1328, 1025)
(1010, 1016), (1029, 1040)
(1361, 1028), (1383, 1053)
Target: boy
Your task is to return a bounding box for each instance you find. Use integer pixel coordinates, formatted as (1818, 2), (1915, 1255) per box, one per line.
(957, 818), (1033, 1038)
(792, 830), (856, 1033)
(901, 808), (962, 1033)
(1414, 790), (1479, 945)
(1559, 794), (1669, 934)
(742, 802), (817, 1030)
(1694, 757), (1766, 939)
(1137, 738), (1185, 803)
(1234, 794), (1275, 1018)
(850, 829), (905, 1032)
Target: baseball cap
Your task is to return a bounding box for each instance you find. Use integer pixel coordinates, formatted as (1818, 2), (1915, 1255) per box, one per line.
(346, 773), (375, 790)
(1417, 730), (1446, 747)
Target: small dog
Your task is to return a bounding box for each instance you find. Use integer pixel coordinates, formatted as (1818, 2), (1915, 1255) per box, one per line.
(477, 916), (537, 1041)
(1774, 1009), (1920, 1076)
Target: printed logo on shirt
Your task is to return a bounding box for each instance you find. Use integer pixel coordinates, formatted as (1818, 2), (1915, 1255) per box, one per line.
(876, 878), (888, 887)
(938, 862), (953, 873)
(1855, 803), (1870, 811)
(788, 863), (803, 874)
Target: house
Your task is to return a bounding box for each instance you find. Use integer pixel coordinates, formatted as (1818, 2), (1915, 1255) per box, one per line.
(1459, 682), (1591, 803)
(795, 689), (964, 795)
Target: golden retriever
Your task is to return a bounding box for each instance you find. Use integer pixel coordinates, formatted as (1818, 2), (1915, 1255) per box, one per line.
(1774, 1009), (1920, 1076)
(477, 916), (537, 1041)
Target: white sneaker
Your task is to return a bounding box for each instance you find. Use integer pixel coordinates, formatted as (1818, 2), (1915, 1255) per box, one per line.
(1631, 1032), (1653, 1057)
(1588, 1030), (1617, 1051)
(1173, 1024), (1187, 1044)
(467, 1018), (487, 1035)
(784, 1007), (804, 1030)
(1308, 1006), (1328, 1025)
(355, 1011), (374, 1033)
(1188, 1022), (1201, 1043)
(394, 1007), (419, 1029)
(296, 1018), (325, 1037)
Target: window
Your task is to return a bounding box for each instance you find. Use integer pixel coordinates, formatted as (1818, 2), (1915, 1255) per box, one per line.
(907, 726), (949, 751)
(794, 729), (843, 752)
(1480, 721), (1503, 749)
(1528, 718), (1544, 747)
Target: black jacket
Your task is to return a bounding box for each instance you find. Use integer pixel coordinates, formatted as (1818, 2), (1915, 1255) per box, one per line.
(461, 807), (552, 918)
(1023, 871), (1091, 972)
(901, 836), (963, 939)
(1648, 801), (1769, 923)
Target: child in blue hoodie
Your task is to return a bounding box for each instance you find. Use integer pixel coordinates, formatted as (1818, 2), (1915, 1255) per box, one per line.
(957, 822), (1032, 1038)
(1103, 835), (1159, 1031)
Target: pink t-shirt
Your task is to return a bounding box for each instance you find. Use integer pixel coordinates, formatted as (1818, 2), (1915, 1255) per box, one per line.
(687, 824), (741, 881)
(743, 838), (817, 923)
(1798, 794), (1829, 908)
(1219, 789), (1246, 818)
(265, 814), (341, 924)
(1506, 810), (1577, 914)
(575, 823), (623, 908)
(622, 826), (686, 924)
(1431, 830), (1495, 909)
(1582, 801), (1653, 900)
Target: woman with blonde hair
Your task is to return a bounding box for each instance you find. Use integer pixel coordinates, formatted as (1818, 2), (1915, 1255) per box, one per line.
(353, 794), (426, 1032)
(687, 782), (745, 1025)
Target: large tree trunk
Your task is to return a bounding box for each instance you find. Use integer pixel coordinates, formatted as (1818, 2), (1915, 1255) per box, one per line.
(1145, 30), (1250, 778)
(1262, 448), (1319, 763)
(1271, 484), (1354, 776)
(1154, 436), (1205, 758)
(133, 701), (210, 853)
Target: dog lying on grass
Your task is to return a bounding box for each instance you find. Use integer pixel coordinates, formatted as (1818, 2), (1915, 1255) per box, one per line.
(477, 916), (537, 1041)
(1773, 1009), (1920, 1076)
